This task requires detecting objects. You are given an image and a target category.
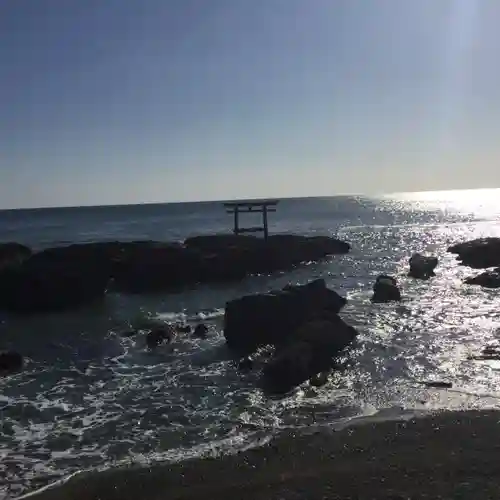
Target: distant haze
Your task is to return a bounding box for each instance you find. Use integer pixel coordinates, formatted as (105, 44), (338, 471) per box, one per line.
(1, 0), (500, 209)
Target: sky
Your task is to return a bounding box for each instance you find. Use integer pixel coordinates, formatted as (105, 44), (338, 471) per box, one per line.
(1, 0), (500, 209)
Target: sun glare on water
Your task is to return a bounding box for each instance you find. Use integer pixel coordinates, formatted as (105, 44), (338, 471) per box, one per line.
(384, 188), (500, 219)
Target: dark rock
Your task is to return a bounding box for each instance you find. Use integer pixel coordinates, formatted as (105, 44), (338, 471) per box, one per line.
(464, 268), (500, 288)
(408, 253), (438, 280)
(467, 354), (500, 361)
(310, 371), (330, 387)
(0, 243), (31, 269)
(0, 242), (125, 314)
(467, 345), (500, 361)
(193, 323), (208, 338)
(371, 275), (401, 303)
(118, 329), (139, 338)
(224, 279), (347, 355)
(0, 235), (351, 314)
(187, 234), (350, 278)
(261, 318), (357, 394)
(146, 325), (176, 348)
(422, 381), (452, 389)
(0, 350), (23, 374)
(176, 324), (192, 334)
(448, 238), (500, 269)
(237, 357), (253, 371)
(0, 262), (109, 314)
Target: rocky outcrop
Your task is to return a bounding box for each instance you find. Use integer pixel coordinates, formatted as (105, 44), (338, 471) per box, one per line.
(260, 317), (357, 394)
(223, 279), (357, 394)
(224, 279), (347, 355)
(371, 275), (401, 303)
(0, 350), (23, 374)
(448, 238), (500, 269)
(464, 268), (500, 288)
(408, 253), (438, 280)
(0, 243), (31, 269)
(0, 235), (350, 314)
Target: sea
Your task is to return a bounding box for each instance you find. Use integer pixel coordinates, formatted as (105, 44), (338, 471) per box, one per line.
(2, 189), (500, 499)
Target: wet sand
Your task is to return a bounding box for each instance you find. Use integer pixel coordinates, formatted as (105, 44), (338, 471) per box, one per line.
(20, 410), (500, 500)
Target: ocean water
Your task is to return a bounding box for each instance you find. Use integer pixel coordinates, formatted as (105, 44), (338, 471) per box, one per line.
(2, 189), (500, 498)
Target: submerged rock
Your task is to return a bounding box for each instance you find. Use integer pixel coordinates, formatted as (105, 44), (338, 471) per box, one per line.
(408, 253), (438, 280)
(371, 275), (401, 303)
(464, 268), (500, 288)
(224, 279), (347, 355)
(0, 350), (23, 374)
(448, 237), (500, 269)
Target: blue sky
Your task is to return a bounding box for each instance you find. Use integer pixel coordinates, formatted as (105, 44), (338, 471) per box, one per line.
(1, 0), (499, 208)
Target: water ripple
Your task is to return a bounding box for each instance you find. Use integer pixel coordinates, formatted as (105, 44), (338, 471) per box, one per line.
(3, 205), (500, 498)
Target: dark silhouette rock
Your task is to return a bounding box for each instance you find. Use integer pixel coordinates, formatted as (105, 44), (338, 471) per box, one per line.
(176, 324), (192, 334)
(261, 318), (357, 394)
(371, 275), (401, 303)
(464, 268), (500, 288)
(408, 253), (438, 280)
(0, 235), (351, 314)
(146, 325), (176, 348)
(193, 323), (208, 338)
(237, 357), (253, 371)
(467, 345), (500, 361)
(310, 371), (330, 387)
(422, 381), (452, 389)
(0, 263), (109, 314)
(118, 329), (139, 338)
(0, 350), (23, 374)
(0, 243), (31, 269)
(449, 238), (500, 269)
(224, 279), (347, 355)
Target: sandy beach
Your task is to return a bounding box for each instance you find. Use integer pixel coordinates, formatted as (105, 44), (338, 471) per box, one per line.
(19, 409), (500, 500)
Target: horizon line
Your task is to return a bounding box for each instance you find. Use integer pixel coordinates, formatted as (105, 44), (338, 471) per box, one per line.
(0, 187), (499, 212)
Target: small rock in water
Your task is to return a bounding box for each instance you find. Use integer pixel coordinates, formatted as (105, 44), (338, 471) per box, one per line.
(176, 324), (191, 334)
(310, 372), (329, 387)
(408, 253), (438, 280)
(0, 350), (23, 374)
(193, 323), (208, 338)
(146, 325), (176, 348)
(118, 329), (138, 338)
(422, 381), (452, 388)
(237, 357), (253, 371)
(371, 275), (401, 303)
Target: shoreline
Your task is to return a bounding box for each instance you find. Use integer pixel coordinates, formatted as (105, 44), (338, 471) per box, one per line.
(19, 409), (500, 500)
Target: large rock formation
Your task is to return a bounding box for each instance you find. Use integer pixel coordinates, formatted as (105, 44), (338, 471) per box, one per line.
(224, 279), (347, 354)
(261, 317), (357, 394)
(448, 238), (500, 269)
(0, 252), (110, 314)
(223, 279), (357, 394)
(0, 235), (350, 314)
(408, 253), (438, 280)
